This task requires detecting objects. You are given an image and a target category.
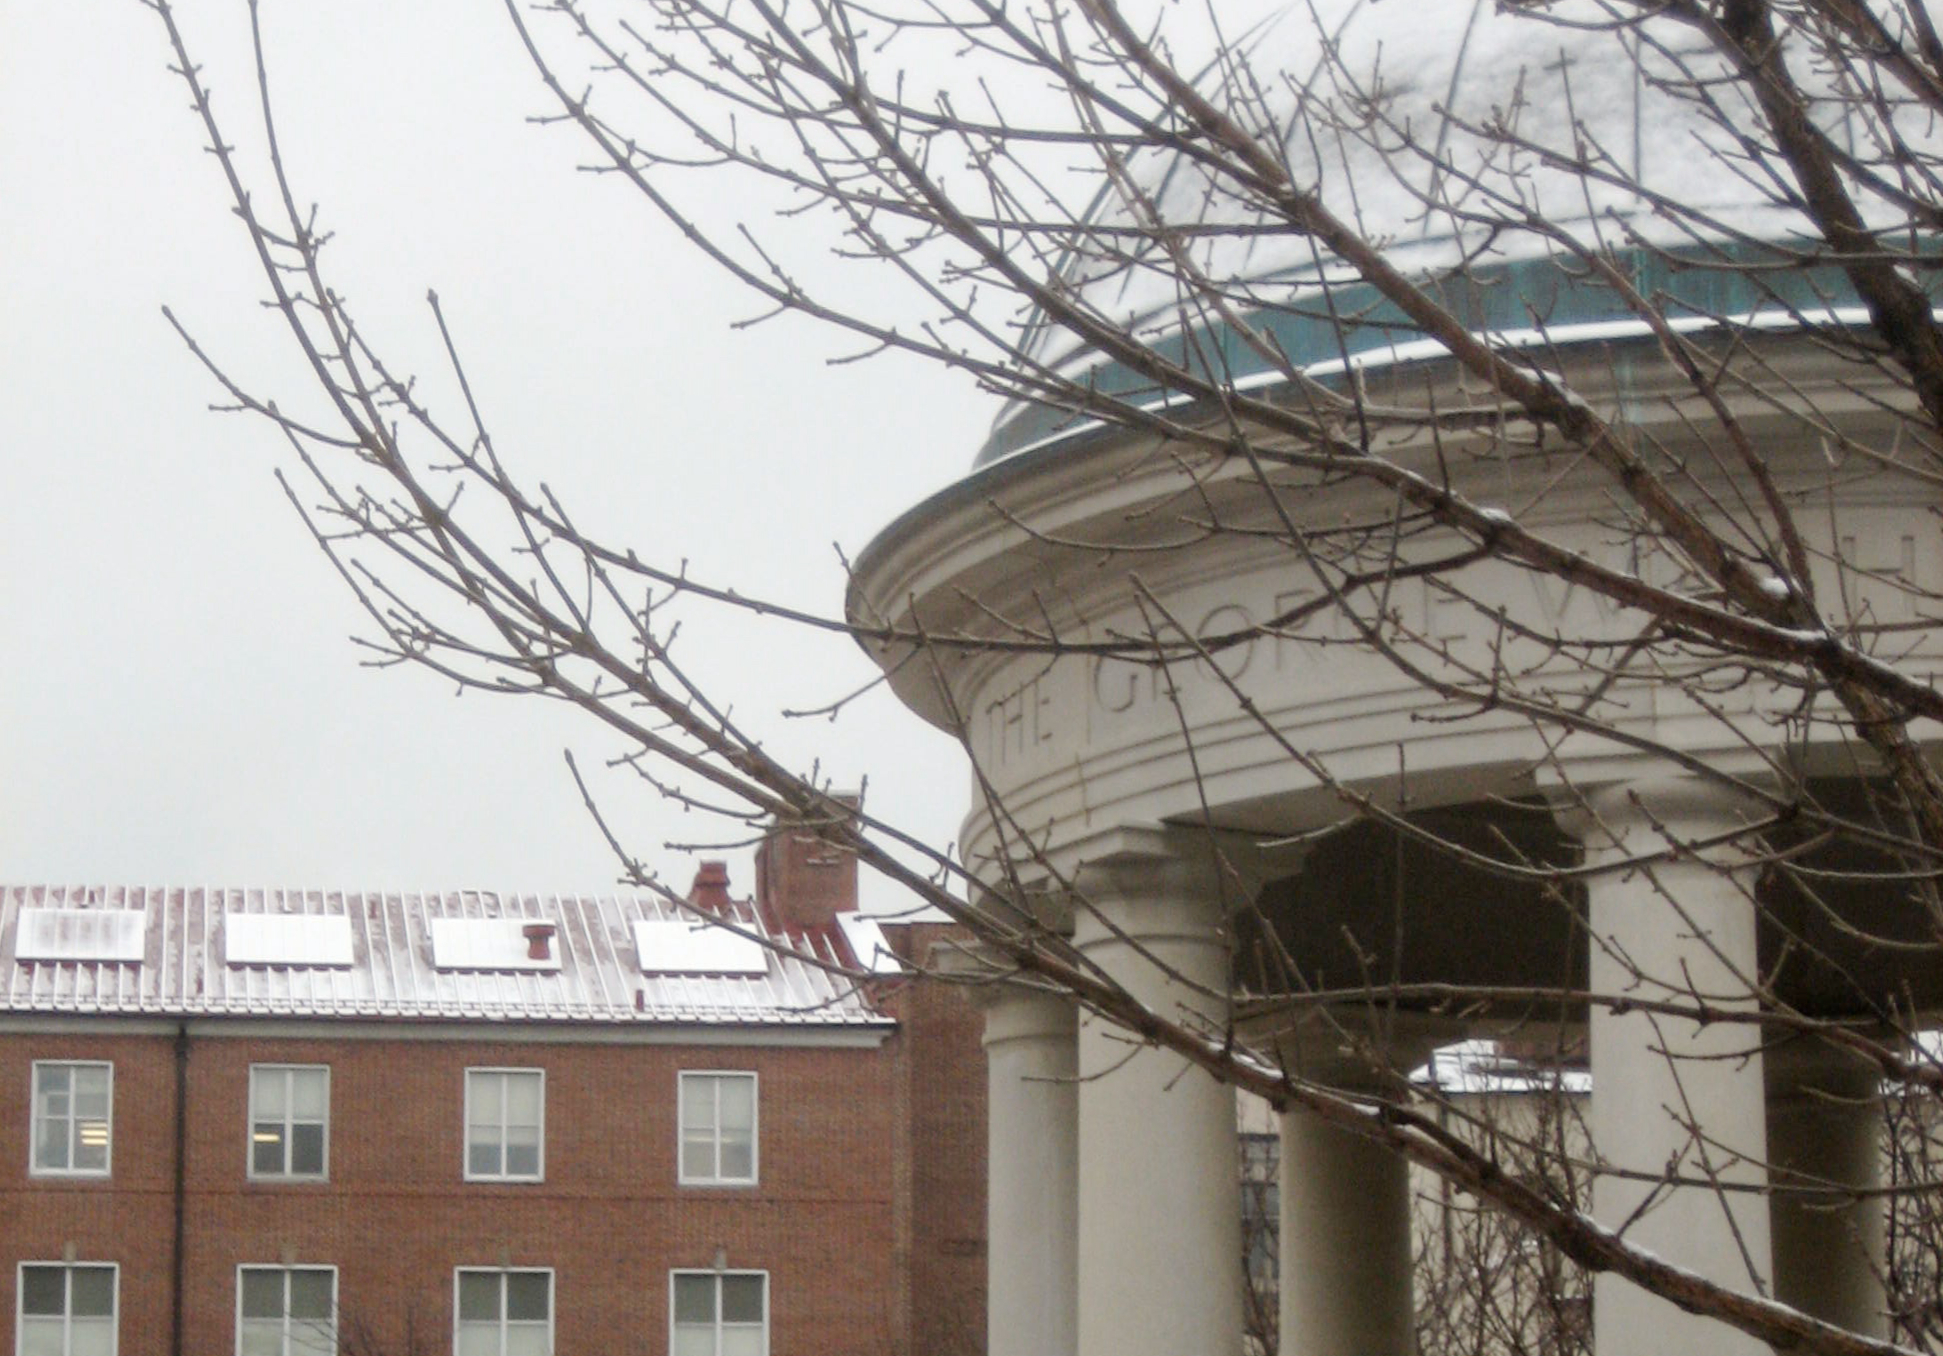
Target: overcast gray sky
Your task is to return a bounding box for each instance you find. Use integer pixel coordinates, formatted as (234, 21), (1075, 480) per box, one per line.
(1, 0), (984, 906)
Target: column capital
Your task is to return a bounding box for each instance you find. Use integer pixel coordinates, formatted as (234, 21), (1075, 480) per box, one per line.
(1556, 772), (1774, 867)
(961, 878), (1077, 937)
(1071, 826), (1284, 921)
(999, 822), (1297, 896)
(927, 938), (1080, 1034)
(978, 982), (1080, 1051)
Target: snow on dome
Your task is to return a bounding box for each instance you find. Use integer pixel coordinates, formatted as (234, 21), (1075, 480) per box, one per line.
(981, 0), (1921, 465)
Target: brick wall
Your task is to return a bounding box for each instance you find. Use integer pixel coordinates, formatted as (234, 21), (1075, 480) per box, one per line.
(2, 1026), (904, 1356)
(880, 922), (988, 1356)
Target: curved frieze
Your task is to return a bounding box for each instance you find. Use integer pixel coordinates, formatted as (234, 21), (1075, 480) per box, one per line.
(947, 504), (1943, 865)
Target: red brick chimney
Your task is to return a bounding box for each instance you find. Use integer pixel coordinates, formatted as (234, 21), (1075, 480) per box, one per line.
(754, 794), (860, 935)
(686, 860), (735, 916)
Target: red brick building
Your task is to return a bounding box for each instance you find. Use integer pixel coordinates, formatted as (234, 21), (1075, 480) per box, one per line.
(0, 833), (984, 1356)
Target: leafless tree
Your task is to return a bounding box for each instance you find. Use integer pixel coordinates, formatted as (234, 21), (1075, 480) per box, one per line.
(141, 0), (1943, 1353)
(1889, 1071), (1943, 1349)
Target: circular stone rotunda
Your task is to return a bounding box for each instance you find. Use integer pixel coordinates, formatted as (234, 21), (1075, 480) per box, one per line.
(850, 4), (1943, 1355)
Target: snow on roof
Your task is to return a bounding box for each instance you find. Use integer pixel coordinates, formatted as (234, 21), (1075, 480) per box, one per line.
(225, 913), (355, 969)
(429, 917), (563, 973)
(1036, 0), (1883, 362)
(835, 912), (905, 977)
(1413, 1039), (1591, 1096)
(631, 918), (769, 976)
(982, 0), (1930, 463)
(16, 907), (147, 964)
(0, 885), (888, 1029)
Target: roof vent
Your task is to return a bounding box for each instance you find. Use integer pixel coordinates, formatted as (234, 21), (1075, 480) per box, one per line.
(224, 913), (355, 969)
(522, 922), (556, 961)
(429, 917), (563, 972)
(15, 908), (146, 964)
(632, 918), (768, 976)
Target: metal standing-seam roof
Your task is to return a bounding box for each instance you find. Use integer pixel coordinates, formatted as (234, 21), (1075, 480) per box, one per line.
(0, 885), (890, 1029)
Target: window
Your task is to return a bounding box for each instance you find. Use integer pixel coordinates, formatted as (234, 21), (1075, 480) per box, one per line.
(236, 1267), (335, 1356)
(678, 1072), (757, 1185)
(1239, 1132), (1279, 1323)
(248, 1066), (329, 1180)
(30, 1062), (111, 1176)
(464, 1069), (543, 1181)
(17, 1263), (116, 1356)
(453, 1270), (550, 1356)
(670, 1272), (766, 1356)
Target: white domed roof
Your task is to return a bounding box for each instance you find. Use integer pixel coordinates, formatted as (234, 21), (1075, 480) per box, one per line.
(981, 0), (1906, 465)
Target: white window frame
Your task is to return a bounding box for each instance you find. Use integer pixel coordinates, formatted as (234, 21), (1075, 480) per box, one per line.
(668, 1270), (768, 1356)
(30, 1061), (113, 1178)
(16, 1261), (118, 1356)
(451, 1268), (552, 1356)
(233, 1264), (337, 1356)
(462, 1068), (545, 1183)
(246, 1065), (330, 1182)
(677, 1071), (759, 1186)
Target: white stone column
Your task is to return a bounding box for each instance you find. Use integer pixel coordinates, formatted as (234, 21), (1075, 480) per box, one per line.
(1278, 1097), (1412, 1356)
(982, 985), (1079, 1356)
(1768, 1050), (1886, 1339)
(1072, 848), (1244, 1356)
(1578, 778), (1773, 1356)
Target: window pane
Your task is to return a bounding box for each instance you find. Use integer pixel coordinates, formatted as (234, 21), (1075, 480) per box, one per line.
(253, 1123), (287, 1175)
(672, 1275), (714, 1325)
(20, 1266), (66, 1315)
(468, 1140), (502, 1177)
(505, 1121), (540, 1177)
(721, 1327), (766, 1356)
(671, 1326), (715, 1356)
(251, 1070), (286, 1119)
(457, 1272), (499, 1322)
(504, 1272), (548, 1322)
(718, 1077), (754, 1130)
(721, 1276), (764, 1324)
(288, 1269), (333, 1321)
(290, 1070), (327, 1119)
(680, 1079), (714, 1133)
(454, 1324), (498, 1356)
(74, 1131), (109, 1173)
(505, 1141), (540, 1179)
(18, 1317), (64, 1356)
(238, 1318), (283, 1356)
(68, 1318), (114, 1356)
(466, 1073), (498, 1129)
(33, 1119), (66, 1171)
(289, 1318), (337, 1356)
(69, 1267), (115, 1318)
(74, 1067), (109, 1114)
(290, 1123), (326, 1176)
(504, 1074), (541, 1125)
(720, 1134), (754, 1182)
(504, 1326), (549, 1356)
(682, 1134), (716, 1181)
(241, 1268), (284, 1319)
(38, 1065), (71, 1097)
